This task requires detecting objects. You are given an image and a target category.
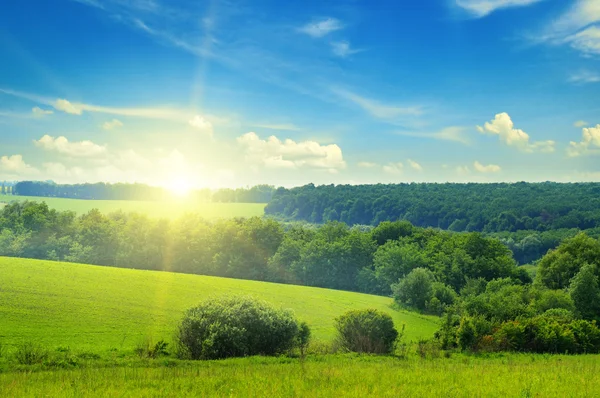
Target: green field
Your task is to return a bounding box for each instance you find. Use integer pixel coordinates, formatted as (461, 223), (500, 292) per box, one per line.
(0, 257), (439, 351)
(2, 354), (599, 397)
(0, 195), (266, 219)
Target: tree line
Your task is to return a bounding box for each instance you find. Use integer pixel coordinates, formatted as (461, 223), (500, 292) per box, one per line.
(13, 181), (275, 203)
(0, 201), (525, 294)
(266, 182), (600, 232)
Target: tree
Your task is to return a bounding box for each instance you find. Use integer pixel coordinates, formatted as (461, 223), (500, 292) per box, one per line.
(391, 268), (434, 311)
(569, 263), (600, 321)
(537, 233), (600, 289)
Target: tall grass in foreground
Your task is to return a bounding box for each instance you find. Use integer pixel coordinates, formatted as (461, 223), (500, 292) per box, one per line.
(1, 354), (599, 397)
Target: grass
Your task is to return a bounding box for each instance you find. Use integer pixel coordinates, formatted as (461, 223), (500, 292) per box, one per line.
(1, 354), (599, 397)
(0, 194), (265, 219)
(0, 257), (439, 352)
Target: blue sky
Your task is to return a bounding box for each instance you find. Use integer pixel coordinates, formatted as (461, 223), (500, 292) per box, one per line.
(1, 0), (599, 189)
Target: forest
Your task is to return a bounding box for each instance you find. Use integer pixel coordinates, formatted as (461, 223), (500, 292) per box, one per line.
(12, 181), (275, 203)
(266, 183), (600, 231)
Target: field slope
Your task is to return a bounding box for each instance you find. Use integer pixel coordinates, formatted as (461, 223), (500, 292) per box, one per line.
(0, 257), (438, 351)
(0, 194), (265, 219)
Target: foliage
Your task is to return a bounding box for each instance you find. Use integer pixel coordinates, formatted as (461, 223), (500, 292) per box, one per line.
(176, 296), (302, 360)
(392, 268), (435, 311)
(266, 183), (600, 234)
(134, 339), (169, 359)
(569, 263), (600, 321)
(14, 342), (49, 365)
(334, 309), (399, 354)
(536, 233), (600, 289)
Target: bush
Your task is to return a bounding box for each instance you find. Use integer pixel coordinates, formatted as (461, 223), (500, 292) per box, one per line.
(176, 295), (304, 360)
(14, 342), (49, 365)
(334, 309), (399, 354)
(134, 338), (169, 359)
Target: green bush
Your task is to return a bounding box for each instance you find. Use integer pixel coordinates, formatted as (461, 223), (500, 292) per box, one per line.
(176, 295), (304, 360)
(492, 316), (600, 354)
(334, 309), (399, 354)
(14, 342), (49, 365)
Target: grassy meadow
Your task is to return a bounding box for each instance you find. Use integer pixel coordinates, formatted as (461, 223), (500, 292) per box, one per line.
(0, 257), (439, 352)
(1, 354), (599, 397)
(0, 194), (266, 219)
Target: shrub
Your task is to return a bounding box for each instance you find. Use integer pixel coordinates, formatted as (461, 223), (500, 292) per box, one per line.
(176, 295), (303, 360)
(457, 317), (476, 351)
(14, 342), (49, 365)
(491, 316), (600, 354)
(296, 321), (311, 358)
(134, 338), (169, 359)
(334, 309), (399, 354)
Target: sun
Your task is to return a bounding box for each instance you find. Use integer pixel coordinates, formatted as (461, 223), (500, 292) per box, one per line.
(169, 178), (193, 198)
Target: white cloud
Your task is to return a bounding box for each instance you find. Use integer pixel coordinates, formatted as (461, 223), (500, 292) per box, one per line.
(407, 159), (423, 171)
(237, 132), (346, 172)
(0, 155), (39, 176)
(358, 161), (377, 168)
(569, 70), (600, 84)
(455, 0), (545, 18)
(567, 124), (600, 157)
(331, 87), (422, 121)
(34, 135), (107, 158)
(102, 119), (124, 130)
(574, 120), (589, 128)
(32, 106), (53, 117)
(539, 0), (600, 56)
(473, 161), (501, 173)
(331, 41), (362, 57)
(477, 112), (555, 153)
(188, 115), (214, 137)
(54, 99), (82, 115)
(299, 18), (343, 38)
(383, 162), (403, 175)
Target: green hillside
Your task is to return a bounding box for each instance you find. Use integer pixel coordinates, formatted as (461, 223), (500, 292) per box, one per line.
(0, 257), (439, 351)
(0, 194), (265, 219)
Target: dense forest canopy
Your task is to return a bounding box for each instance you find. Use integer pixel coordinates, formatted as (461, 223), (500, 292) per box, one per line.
(12, 181), (275, 203)
(266, 182), (600, 232)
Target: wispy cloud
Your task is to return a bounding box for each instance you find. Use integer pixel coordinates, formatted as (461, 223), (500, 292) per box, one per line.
(252, 123), (301, 131)
(34, 135), (107, 158)
(331, 41), (363, 58)
(32, 107), (53, 117)
(574, 120), (589, 128)
(569, 70), (600, 84)
(357, 161), (377, 168)
(536, 0), (600, 56)
(407, 159), (423, 171)
(299, 18), (343, 38)
(102, 119), (123, 130)
(394, 126), (470, 145)
(331, 87), (423, 121)
(455, 0), (545, 18)
(0, 87), (223, 125)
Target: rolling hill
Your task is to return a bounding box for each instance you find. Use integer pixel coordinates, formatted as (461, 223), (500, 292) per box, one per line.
(0, 257), (439, 351)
